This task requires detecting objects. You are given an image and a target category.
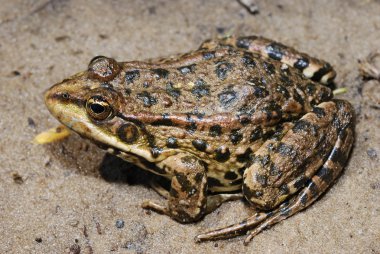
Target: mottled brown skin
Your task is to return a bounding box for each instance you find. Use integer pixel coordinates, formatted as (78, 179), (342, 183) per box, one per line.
(45, 35), (355, 244)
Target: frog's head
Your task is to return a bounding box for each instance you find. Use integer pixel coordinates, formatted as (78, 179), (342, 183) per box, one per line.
(45, 56), (157, 160)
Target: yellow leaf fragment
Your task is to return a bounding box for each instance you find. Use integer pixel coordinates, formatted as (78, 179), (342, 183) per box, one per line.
(333, 87), (348, 96)
(33, 125), (71, 144)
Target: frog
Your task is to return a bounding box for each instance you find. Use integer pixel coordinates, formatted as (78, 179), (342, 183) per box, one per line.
(44, 35), (355, 244)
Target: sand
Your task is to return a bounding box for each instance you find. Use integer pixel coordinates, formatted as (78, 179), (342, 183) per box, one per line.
(0, 0), (379, 253)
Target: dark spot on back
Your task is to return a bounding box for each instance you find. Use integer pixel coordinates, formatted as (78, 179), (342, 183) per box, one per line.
(125, 70), (140, 84)
(294, 58), (309, 71)
(203, 52), (215, 60)
(266, 42), (284, 60)
(209, 125), (222, 137)
(218, 89), (237, 107)
(241, 53), (256, 68)
(215, 61), (234, 80)
(191, 78), (210, 98)
(177, 64), (196, 75)
(136, 91), (157, 107)
(152, 68), (169, 79)
(236, 36), (257, 49)
(166, 82), (181, 98)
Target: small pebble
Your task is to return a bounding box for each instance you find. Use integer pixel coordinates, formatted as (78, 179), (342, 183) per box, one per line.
(28, 117), (36, 128)
(115, 219), (125, 229)
(367, 148), (377, 159)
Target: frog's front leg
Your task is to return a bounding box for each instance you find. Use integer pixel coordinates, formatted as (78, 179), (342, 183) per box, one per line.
(143, 153), (243, 223)
(142, 153), (208, 223)
(196, 100), (355, 243)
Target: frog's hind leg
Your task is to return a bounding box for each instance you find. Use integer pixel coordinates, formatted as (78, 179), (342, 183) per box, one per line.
(221, 36), (336, 84)
(243, 121), (354, 244)
(196, 100), (354, 243)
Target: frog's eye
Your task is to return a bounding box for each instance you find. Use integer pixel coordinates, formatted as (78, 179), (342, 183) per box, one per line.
(86, 96), (113, 121)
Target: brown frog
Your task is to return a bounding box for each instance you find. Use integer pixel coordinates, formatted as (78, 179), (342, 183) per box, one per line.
(44, 36), (355, 244)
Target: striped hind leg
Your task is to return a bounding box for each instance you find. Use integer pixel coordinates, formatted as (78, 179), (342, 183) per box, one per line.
(196, 100), (354, 243)
(243, 122), (354, 244)
(200, 35), (336, 84)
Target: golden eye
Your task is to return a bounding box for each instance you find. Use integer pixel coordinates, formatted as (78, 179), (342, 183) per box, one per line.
(86, 96), (113, 121)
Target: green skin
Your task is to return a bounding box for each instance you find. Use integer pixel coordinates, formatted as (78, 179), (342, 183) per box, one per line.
(45, 36), (355, 244)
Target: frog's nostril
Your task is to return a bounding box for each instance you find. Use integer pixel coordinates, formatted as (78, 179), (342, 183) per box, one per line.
(61, 92), (70, 99)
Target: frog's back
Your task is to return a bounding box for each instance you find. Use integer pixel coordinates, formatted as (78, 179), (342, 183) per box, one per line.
(117, 45), (332, 130)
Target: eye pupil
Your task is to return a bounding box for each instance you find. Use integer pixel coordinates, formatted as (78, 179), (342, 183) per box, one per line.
(86, 96), (113, 121)
(90, 103), (105, 114)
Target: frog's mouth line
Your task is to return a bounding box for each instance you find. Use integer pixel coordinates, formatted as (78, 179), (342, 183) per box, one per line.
(47, 101), (168, 163)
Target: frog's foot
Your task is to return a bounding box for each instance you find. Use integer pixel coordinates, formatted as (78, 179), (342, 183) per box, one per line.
(200, 35), (336, 84)
(141, 200), (169, 215)
(196, 100), (354, 244)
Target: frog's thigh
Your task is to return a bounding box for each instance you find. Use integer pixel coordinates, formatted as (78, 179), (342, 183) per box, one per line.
(196, 100), (354, 243)
(222, 35), (336, 84)
(243, 99), (355, 210)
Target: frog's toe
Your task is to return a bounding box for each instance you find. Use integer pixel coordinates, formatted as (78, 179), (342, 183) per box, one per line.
(141, 200), (169, 215)
(195, 211), (270, 242)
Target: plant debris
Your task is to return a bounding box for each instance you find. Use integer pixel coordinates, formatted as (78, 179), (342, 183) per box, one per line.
(358, 51), (380, 80)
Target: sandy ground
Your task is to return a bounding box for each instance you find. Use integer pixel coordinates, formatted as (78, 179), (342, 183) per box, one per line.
(0, 0), (379, 253)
